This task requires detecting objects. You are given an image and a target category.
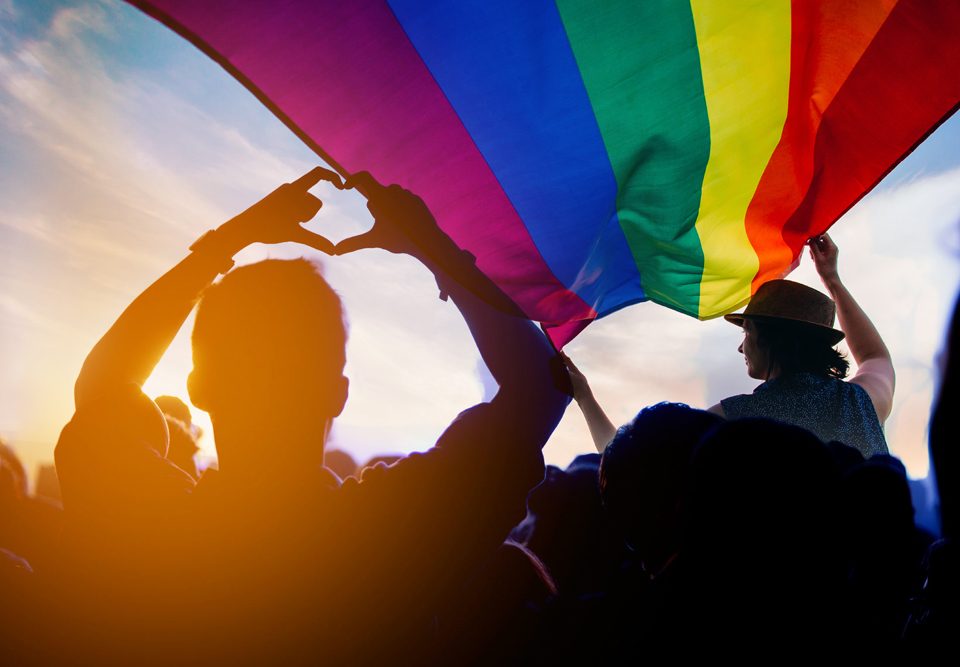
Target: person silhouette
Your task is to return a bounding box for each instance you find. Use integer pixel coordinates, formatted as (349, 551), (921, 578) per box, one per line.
(53, 168), (568, 664)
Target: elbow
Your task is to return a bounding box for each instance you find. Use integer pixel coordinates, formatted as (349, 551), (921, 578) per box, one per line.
(493, 372), (571, 444)
(496, 372), (570, 417)
(855, 341), (892, 367)
(511, 352), (571, 409)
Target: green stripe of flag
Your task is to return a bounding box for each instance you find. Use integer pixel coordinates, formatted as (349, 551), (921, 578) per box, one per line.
(555, 0), (711, 316)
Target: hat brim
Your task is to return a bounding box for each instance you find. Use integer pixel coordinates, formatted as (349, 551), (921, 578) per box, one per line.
(724, 313), (845, 346)
(724, 313), (746, 327)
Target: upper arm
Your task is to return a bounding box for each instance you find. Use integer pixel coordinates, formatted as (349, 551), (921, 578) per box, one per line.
(489, 372), (570, 459)
(849, 357), (896, 423)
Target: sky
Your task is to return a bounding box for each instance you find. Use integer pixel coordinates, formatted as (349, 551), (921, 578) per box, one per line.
(1, 0), (959, 483)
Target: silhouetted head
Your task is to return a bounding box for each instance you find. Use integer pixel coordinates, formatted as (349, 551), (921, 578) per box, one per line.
(324, 448), (358, 481)
(155, 395), (194, 426)
(188, 259), (348, 464)
(435, 540), (557, 664)
(684, 418), (841, 586)
(676, 418), (845, 646)
(164, 416), (200, 480)
(599, 402), (722, 572)
(510, 453), (627, 597)
(0, 440), (28, 501)
(155, 395), (201, 479)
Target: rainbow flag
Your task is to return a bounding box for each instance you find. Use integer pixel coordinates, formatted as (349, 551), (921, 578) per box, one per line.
(130, 0), (960, 346)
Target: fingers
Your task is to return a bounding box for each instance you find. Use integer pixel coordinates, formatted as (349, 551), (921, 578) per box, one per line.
(291, 166), (344, 191)
(807, 233), (835, 251)
(290, 227), (335, 255)
(343, 171), (386, 199)
(296, 193), (323, 222)
(807, 236), (825, 260)
(334, 230), (380, 256)
(558, 351), (582, 374)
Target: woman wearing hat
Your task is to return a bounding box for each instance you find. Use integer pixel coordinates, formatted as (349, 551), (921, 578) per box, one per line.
(564, 234), (893, 458)
(707, 234), (892, 458)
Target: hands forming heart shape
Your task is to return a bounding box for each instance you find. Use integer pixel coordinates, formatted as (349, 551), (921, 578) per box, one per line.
(229, 166), (444, 261)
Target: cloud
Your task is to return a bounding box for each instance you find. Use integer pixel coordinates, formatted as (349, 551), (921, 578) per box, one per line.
(0, 0), (16, 21)
(1, 6), (220, 234)
(0, 293), (59, 332)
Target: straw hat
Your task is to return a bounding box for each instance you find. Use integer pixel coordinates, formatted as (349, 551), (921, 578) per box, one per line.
(724, 279), (844, 345)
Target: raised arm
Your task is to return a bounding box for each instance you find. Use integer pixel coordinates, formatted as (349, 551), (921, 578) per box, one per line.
(561, 353), (617, 452)
(809, 233), (895, 422)
(332, 175), (570, 623)
(74, 167), (340, 409)
(336, 173), (568, 444)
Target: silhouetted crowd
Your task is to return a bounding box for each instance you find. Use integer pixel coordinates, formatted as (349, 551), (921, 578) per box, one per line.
(2, 171), (958, 664)
(3, 392), (958, 663)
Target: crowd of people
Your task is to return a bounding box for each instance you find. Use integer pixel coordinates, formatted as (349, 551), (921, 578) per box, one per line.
(1, 168), (957, 663)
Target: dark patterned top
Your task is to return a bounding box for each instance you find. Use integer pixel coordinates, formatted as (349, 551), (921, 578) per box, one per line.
(721, 373), (888, 458)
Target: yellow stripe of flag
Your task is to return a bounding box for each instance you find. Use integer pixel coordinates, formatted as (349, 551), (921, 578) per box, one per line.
(690, 0), (792, 317)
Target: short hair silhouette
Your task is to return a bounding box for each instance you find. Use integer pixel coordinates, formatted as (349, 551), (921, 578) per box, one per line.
(188, 259), (348, 462)
(323, 448), (357, 481)
(600, 402), (722, 571)
(192, 259), (346, 379)
(193, 259), (346, 395)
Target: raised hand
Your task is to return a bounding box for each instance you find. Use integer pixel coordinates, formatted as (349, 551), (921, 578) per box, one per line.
(336, 171), (526, 317)
(335, 171), (446, 260)
(221, 166), (343, 254)
(559, 351), (617, 452)
(808, 233), (840, 286)
(559, 352), (591, 402)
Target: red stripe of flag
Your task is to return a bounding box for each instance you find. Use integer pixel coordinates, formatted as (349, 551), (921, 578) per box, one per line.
(745, 0), (898, 290)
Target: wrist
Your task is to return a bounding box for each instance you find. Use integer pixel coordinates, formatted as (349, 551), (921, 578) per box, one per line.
(411, 228), (460, 265)
(821, 273), (842, 293)
(432, 247), (478, 302)
(215, 215), (258, 255)
(574, 386), (595, 405)
(189, 225), (246, 273)
(415, 234), (469, 281)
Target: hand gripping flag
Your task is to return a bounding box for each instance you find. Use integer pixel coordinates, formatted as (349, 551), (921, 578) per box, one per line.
(129, 0), (960, 346)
